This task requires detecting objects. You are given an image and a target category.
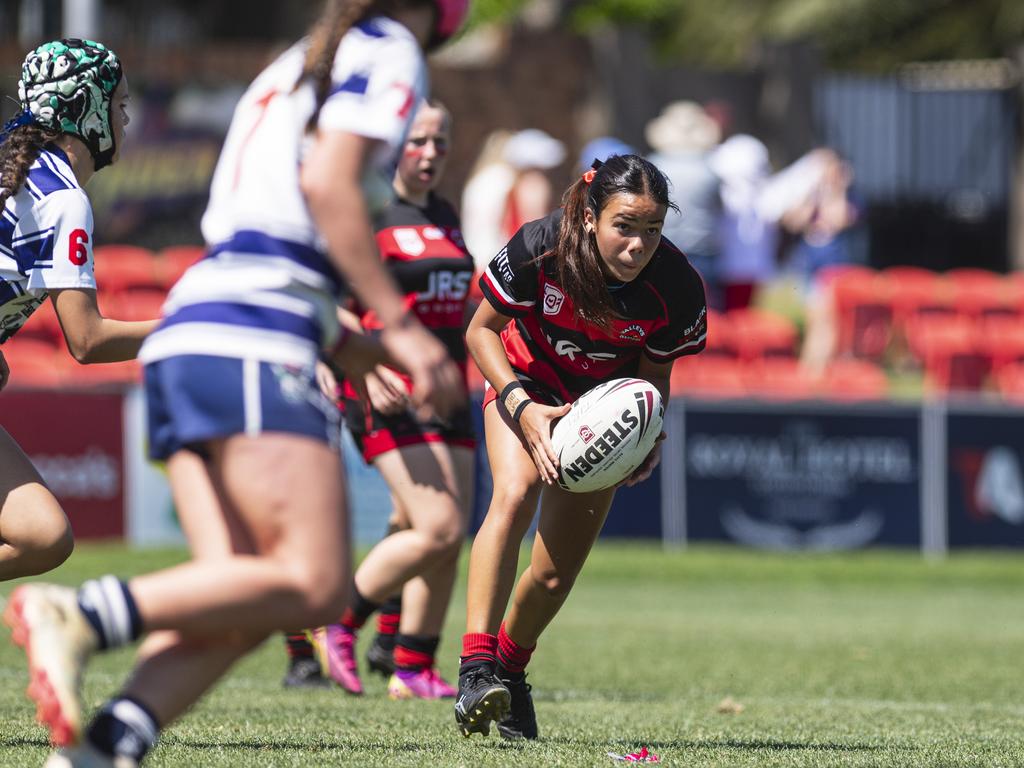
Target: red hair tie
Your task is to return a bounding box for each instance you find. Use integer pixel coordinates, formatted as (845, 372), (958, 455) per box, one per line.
(582, 169), (596, 184)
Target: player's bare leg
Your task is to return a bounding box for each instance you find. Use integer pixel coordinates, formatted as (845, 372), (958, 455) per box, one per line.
(0, 427), (73, 580)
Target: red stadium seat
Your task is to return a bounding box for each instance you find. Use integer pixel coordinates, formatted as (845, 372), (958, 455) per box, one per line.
(905, 315), (989, 393)
(742, 358), (817, 400)
(17, 298), (63, 344)
(996, 361), (1024, 404)
(830, 266), (893, 361)
(975, 315), (1024, 373)
(1, 338), (64, 387)
(669, 356), (746, 399)
(111, 288), (167, 322)
(157, 245), (206, 288)
(725, 308), (798, 361)
(820, 359), (889, 401)
(93, 245), (161, 294)
(945, 268), (1016, 320)
(882, 266), (955, 328)
(703, 309), (738, 358)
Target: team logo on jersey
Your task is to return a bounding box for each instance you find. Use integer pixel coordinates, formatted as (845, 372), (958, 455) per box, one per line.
(394, 228), (426, 256)
(620, 323), (646, 341)
(495, 247), (514, 284)
(543, 283), (565, 315)
(579, 425), (596, 443)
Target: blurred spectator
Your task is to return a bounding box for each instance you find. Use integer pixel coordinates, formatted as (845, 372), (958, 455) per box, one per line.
(708, 134), (780, 311)
(645, 100), (723, 309)
(577, 135), (635, 171)
(461, 128), (565, 271)
(778, 149), (862, 375)
(781, 149), (861, 284)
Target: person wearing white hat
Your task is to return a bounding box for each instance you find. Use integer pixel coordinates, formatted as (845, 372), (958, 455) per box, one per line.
(461, 128), (565, 273)
(645, 100), (723, 308)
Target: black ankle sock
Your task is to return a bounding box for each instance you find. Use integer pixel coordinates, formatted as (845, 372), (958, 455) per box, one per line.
(86, 696), (159, 763)
(340, 585), (381, 631)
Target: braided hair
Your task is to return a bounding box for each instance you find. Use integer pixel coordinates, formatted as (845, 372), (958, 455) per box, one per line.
(0, 124), (61, 209)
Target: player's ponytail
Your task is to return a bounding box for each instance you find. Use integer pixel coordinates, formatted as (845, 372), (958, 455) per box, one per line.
(0, 124), (61, 209)
(547, 154), (677, 330)
(299, 0), (439, 133)
(299, 0), (376, 132)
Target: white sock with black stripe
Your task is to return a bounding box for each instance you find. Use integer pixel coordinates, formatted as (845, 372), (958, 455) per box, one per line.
(77, 575), (143, 650)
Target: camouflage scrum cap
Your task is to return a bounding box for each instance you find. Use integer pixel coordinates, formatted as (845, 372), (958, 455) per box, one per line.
(18, 38), (123, 170)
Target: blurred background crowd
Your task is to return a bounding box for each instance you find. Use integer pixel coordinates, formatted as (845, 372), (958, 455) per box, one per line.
(1, 0), (1023, 402)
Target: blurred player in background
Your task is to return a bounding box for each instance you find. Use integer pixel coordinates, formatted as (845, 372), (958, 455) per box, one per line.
(5, 1), (468, 766)
(292, 98), (476, 700)
(455, 154), (706, 740)
(0, 39), (159, 581)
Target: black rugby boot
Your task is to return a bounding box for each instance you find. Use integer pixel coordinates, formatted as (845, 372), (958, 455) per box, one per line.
(282, 657), (329, 688)
(365, 634), (396, 678)
(454, 665), (511, 737)
(496, 669), (538, 740)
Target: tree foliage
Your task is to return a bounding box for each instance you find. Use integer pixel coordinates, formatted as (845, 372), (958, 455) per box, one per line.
(470, 0), (1024, 72)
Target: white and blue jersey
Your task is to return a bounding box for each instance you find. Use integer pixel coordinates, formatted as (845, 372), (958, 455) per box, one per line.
(141, 17), (427, 459)
(0, 146), (95, 343)
(139, 16), (427, 369)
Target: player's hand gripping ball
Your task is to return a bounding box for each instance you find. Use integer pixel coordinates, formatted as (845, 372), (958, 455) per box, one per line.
(550, 378), (663, 492)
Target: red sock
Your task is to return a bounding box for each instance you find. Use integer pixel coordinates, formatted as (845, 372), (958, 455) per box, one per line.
(377, 611), (400, 637)
(284, 631), (314, 659)
(394, 645), (434, 672)
(496, 622), (535, 674)
(460, 632), (498, 668)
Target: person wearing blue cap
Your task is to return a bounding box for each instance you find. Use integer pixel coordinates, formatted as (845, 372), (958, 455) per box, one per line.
(577, 136), (636, 173)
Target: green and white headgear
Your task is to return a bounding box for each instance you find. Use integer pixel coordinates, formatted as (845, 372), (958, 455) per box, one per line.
(18, 38), (123, 170)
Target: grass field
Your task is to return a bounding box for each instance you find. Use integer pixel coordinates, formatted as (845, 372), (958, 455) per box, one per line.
(1, 542), (1024, 767)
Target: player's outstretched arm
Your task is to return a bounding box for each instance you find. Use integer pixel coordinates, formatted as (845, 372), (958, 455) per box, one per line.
(50, 288), (158, 364)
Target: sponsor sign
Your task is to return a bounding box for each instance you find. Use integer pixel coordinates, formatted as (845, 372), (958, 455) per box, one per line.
(0, 390), (125, 538)
(683, 404), (921, 550)
(947, 410), (1024, 547)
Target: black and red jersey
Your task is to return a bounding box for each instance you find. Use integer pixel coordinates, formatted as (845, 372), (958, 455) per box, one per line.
(357, 192), (475, 365)
(478, 209), (707, 402)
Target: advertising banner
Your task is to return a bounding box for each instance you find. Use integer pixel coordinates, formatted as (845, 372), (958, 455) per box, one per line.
(0, 389), (125, 539)
(946, 407), (1024, 547)
(682, 403), (922, 550)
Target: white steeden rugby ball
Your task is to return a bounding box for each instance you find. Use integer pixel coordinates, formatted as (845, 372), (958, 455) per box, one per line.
(551, 378), (664, 493)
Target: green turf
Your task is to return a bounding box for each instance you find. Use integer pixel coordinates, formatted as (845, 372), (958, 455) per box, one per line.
(2, 542), (1024, 766)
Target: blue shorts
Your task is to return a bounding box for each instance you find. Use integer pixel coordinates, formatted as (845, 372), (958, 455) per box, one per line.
(144, 355), (340, 461)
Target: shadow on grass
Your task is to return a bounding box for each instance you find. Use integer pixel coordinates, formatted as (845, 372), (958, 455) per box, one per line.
(0, 735), (50, 748)
(160, 735), (527, 753)
(599, 737), (908, 753)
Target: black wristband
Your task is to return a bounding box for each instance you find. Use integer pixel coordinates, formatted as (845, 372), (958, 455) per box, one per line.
(511, 397), (532, 422)
(499, 381), (524, 403)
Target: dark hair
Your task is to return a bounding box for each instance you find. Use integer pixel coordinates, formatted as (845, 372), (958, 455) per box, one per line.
(546, 154), (677, 329)
(0, 124), (62, 208)
(298, 0), (437, 132)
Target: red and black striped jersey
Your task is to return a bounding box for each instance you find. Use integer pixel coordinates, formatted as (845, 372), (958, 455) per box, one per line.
(478, 209), (707, 401)
(358, 192), (475, 365)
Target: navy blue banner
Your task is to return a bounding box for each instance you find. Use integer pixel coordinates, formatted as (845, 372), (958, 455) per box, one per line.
(683, 405), (921, 550)
(946, 411), (1024, 548)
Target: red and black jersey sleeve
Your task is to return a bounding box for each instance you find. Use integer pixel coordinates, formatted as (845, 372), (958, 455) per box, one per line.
(478, 214), (558, 317)
(643, 240), (708, 363)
